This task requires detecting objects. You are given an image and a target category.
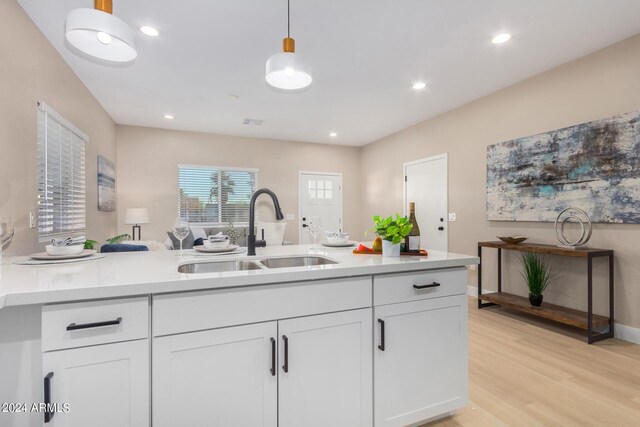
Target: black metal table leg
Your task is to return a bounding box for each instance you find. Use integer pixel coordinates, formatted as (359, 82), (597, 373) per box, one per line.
(477, 245), (482, 308)
(609, 254), (614, 337)
(497, 248), (502, 293)
(477, 244), (497, 309)
(587, 254), (593, 344)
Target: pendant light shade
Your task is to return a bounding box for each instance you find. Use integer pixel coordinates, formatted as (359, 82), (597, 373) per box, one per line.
(266, 1), (312, 90)
(266, 49), (312, 90)
(65, 1), (137, 63)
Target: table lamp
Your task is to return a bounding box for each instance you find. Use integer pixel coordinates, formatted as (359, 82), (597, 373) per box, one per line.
(124, 208), (149, 241)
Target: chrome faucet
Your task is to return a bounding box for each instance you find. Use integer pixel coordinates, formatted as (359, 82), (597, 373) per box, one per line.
(248, 188), (284, 256)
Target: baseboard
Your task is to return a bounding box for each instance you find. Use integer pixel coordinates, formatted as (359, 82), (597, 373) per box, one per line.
(467, 285), (640, 346)
(614, 322), (640, 345)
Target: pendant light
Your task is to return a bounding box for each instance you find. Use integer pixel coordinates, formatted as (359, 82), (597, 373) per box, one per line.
(65, 0), (137, 63)
(265, 0), (312, 90)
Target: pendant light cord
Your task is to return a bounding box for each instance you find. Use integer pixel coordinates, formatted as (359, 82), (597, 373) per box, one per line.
(287, 0), (290, 38)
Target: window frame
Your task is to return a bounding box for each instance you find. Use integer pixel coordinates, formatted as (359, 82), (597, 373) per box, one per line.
(37, 101), (88, 242)
(177, 164), (259, 226)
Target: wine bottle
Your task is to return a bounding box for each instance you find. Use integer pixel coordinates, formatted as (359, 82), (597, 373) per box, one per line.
(406, 202), (421, 253)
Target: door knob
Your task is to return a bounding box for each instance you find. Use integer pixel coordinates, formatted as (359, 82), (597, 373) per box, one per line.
(438, 226), (444, 231)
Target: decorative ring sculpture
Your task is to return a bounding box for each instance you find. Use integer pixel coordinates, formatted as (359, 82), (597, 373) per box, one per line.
(554, 207), (592, 247)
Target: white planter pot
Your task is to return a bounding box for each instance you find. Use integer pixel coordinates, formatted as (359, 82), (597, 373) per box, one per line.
(382, 239), (401, 257)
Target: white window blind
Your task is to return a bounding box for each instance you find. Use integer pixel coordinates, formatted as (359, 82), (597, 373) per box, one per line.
(178, 165), (258, 225)
(37, 102), (87, 239)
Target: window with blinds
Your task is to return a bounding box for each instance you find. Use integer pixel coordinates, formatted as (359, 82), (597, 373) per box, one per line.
(37, 102), (87, 239)
(178, 165), (258, 225)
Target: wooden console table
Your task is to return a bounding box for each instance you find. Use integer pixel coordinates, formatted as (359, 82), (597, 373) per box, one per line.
(477, 241), (614, 344)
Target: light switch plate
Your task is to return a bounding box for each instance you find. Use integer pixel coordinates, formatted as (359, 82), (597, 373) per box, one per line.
(448, 213), (457, 222)
(29, 211), (36, 228)
(286, 213), (295, 221)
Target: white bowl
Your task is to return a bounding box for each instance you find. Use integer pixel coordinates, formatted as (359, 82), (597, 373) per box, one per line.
(326, 234), (349, 244)
(45, 244), (85, 256)
(204, 239), (230, 249)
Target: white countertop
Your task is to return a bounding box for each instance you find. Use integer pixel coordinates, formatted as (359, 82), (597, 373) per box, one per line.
(0, 244), (478, 309)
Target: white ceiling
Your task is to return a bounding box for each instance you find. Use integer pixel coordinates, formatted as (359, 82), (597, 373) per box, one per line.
(17, 0), (640, 146)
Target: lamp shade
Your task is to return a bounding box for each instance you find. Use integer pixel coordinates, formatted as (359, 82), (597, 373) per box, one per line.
(124, 208), (149, 225)
(65, 8), (137, 63)
(265, 52), (312, 90)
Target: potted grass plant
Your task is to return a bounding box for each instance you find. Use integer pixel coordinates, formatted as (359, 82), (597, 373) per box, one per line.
(521, 252), (554, 306)
(368, 214), (413, 257)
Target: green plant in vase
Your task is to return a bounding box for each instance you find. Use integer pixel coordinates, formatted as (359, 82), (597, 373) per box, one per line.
(521, 252), (555, 306)
(367, 214), (413, 257)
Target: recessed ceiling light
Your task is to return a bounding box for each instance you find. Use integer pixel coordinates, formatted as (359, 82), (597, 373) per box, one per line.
(329, 132), (338, 137)
(163, 114), (174, 119)
(140, 26), (160, 37)
(243, 118), (263, 126)
(492, 33), (511, 44)
(412, 82), (427, 90)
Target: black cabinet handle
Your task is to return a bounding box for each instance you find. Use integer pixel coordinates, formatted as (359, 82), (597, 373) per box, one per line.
(282, 335), (289, 373)
(413, 282), (441, 290)
(270, 337), (276, 376)
(66, 317), (122, 331)
(44, 372), (54, 423)
(378, 319), (385, 351)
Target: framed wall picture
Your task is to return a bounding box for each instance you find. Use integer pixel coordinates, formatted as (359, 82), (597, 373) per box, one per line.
(97, 155), (116, 212)
(487, 111), (640, 223)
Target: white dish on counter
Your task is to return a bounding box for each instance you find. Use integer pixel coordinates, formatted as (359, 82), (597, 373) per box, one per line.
(321, 241), (357, 248)
(31, 249), (97, 260)
(194, 244), (239, 253)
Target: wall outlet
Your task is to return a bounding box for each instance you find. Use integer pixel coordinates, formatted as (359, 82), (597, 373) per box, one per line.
(286, 213), (295, 221)
(29, 211), (36, 229)
(448, 213), (457, 222)
(468, 264), (477, 271)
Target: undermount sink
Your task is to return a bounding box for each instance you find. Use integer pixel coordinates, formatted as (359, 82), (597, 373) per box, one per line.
(258, 255), (338, 269)
(179, 255), (339, 274)
(178, 260), (263, 274)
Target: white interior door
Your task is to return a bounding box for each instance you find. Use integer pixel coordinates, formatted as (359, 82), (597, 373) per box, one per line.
(299, 172), (343, 244)
(404, 154), (448, 251)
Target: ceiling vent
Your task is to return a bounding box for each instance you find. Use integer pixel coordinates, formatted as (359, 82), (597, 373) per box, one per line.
(243, 118), (264, 126)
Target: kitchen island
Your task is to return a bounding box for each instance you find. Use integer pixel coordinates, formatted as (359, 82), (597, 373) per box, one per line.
(0, 245), (478, 427)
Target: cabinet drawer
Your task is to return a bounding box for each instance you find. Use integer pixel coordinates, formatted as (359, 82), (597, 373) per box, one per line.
(374, 268), (466, 306)
(42, 297), (149, 352)
(153, 277), (372, 336)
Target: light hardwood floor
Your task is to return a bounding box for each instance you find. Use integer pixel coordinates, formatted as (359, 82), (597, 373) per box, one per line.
(425, 297), (640, 427)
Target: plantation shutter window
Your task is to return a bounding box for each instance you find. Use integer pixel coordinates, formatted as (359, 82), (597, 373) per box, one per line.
(37, 102), (87, 239)
(178, 165), (258, 225)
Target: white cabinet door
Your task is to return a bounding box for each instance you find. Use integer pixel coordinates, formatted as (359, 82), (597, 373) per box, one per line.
(153, 322), (277, 427)
(374, 295), (468, 427)
(279, 309), (372, 427)
(42, 339), (149, 427)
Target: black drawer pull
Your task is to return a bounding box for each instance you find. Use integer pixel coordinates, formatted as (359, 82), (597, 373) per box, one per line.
(270, 337), (276, 376)
(44, 372), (54, 423)
(282, 335), (289, 373)
(378, 319), (385, 351)
(67, 317), (122, 331)
(413, 282), (441, 290)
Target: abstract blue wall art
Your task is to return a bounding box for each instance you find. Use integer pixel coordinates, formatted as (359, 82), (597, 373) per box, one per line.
(98, 155), (116, 212)
(486, 111), (640, 223)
